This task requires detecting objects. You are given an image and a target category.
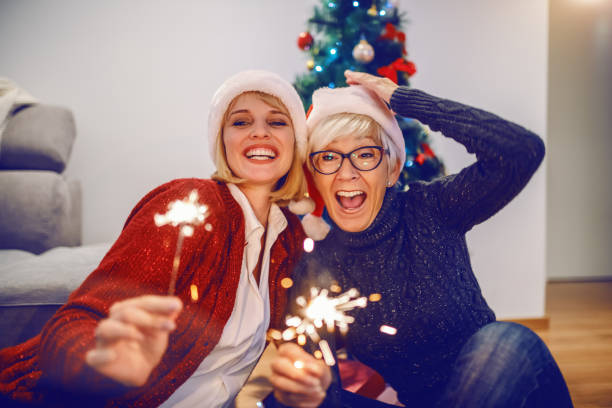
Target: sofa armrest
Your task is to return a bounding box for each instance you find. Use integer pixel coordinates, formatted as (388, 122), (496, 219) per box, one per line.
(0, 171), (81, 253)
(0, 243), (111, 348)
(0, 104), (76, 173)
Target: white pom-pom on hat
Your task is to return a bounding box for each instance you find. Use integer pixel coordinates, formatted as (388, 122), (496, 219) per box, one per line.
(288, 196), (315, 215)
(301, 213), (331, 242)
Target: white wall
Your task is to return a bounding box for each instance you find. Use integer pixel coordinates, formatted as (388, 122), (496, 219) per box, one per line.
(0, 1), (548, 319)
(547, 0), (612, 280)
(401, 0), (549, 318)
(0, 0), (313, 243)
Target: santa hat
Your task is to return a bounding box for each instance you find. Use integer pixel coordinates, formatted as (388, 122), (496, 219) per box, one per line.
(299, 85), (404, 241)
(207, 70), (308, 164)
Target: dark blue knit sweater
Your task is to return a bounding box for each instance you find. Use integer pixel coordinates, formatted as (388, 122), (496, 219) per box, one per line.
(289, 87), (545, 407)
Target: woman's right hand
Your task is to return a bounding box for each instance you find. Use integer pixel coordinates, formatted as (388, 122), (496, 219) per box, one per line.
(270, 342), (332, 408)
(344, 70), (398, 105)
(85, 295), (182, 387)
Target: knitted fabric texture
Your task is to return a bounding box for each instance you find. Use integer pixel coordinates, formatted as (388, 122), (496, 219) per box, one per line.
(0, 179), (305, 407)
(290, 87), (545, 406)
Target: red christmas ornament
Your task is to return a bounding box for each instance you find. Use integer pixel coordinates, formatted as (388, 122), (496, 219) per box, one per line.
(415, 153), (426, 165)
(297, 32), (314, 50)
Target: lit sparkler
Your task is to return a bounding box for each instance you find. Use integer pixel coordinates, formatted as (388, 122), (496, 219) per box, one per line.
(279, 286), (369, 366)
(154, 190), (210, 296)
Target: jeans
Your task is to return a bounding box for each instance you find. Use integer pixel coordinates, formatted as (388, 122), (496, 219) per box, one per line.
(264, 322), (573, 408)
(434, 321), (573, 408)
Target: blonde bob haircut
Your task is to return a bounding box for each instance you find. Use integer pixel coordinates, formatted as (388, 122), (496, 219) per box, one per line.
(307, 112), (400, 173)
(212, 91), (306, 205)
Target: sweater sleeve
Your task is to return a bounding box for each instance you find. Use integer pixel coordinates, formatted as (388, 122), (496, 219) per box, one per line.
(390, 87), (545, 233)
(36, 179), (231, 397)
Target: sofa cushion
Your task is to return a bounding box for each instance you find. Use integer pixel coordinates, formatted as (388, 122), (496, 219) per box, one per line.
(0, 243), (110, 306)
(0, 104), (76, 173)
(0, 243), (110, 348)
(0, 171), (81, 253)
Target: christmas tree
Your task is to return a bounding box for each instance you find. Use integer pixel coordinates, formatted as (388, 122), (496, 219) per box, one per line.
(294, 0), (444, 187)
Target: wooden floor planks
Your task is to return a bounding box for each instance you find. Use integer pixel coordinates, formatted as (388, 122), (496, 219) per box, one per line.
(535, 281), (612, 408)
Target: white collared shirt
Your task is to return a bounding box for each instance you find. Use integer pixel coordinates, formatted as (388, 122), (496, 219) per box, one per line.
(160, 184), (288, 408)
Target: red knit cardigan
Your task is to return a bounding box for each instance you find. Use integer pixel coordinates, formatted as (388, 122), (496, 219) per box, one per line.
(0, 179), (305, 407)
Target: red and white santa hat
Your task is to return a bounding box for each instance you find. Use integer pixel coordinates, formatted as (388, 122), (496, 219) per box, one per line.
(307, 85), (404, 162)
(207, 70), (308, 164)
(295, 85), (405, 240)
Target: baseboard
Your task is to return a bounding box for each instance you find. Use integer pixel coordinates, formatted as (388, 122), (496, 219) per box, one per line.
(547, 276), (612, 283)
(502, 316), (550, 331)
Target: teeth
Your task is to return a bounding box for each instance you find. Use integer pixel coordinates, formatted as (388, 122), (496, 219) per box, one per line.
(337, 191), (364, 197)
(246, 148), (276, 158)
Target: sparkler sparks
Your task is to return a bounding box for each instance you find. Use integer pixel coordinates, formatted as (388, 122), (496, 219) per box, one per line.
(380, 325), (397, 335)
(190, 284), (199, 302)
(303, 238), (315, 253)
(280, 286), (369, 366)
(154, 190), (210, 295)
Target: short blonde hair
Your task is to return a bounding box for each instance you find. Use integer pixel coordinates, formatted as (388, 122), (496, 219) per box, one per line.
(212, 91), (306, 205)
(307, 112), (399, 173)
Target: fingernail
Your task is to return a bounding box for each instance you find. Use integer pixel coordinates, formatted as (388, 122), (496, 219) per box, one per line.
(87, 349), (116, 365)
(161, 320), (176, 330)
(167, 299), (182, 311)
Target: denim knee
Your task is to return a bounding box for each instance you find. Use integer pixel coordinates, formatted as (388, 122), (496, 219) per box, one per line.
(471, 321), (543, 354)
(463, 322), (551, 381)
(437, 321), (571, 407)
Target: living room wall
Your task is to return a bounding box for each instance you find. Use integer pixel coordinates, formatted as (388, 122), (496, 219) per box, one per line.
(0, 0), (548, 319)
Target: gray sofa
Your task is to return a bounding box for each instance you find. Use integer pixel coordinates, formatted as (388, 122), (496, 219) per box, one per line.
(0, 104), (109, 349)
(0, 243), (110, 348)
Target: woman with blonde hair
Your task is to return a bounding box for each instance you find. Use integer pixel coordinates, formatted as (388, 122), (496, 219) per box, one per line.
(0, 70), (310, 407)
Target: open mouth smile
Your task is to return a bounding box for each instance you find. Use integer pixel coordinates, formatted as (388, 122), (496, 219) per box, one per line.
(245, 147), (277, 161)
(336, 190), (366, 211)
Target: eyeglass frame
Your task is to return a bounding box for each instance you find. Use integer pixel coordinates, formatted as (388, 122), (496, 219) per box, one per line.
(309, 145), (389, 175)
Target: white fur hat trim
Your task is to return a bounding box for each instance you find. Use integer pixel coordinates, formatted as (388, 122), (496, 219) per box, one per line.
(301, 213), (331, 241)
(288, 197), (315, 215)
(307, 85), (405, 165)
(207, 70), (307, 164)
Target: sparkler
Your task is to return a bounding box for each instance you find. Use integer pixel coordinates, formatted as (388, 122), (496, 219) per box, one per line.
(154, 190), (210, 296)
(275, 286), (369, 366)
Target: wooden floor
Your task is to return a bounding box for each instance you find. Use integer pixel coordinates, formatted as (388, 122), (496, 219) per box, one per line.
(534, 281), (612, 408)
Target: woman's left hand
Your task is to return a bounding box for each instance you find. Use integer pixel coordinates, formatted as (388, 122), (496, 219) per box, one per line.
(344, 70), (398, 104)
(270, 342), (332, 408)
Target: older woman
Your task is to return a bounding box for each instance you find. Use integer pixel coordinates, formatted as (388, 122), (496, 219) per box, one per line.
(267, 71), (572, 408)
(0, 70), (309, 407)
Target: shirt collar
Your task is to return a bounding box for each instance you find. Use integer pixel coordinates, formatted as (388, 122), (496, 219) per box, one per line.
(227, 184), (288, 242)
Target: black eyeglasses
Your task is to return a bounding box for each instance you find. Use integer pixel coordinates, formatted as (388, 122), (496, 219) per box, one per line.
(309, 146), (388, 175)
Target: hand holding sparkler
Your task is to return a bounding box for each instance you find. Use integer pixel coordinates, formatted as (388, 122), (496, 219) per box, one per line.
(86, 295), (183, 387)
(270, 342), (332, 408)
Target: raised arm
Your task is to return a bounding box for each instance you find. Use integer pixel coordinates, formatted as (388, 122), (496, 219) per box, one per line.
(346, 70), (545, 233)
(390, 87), (544, 232)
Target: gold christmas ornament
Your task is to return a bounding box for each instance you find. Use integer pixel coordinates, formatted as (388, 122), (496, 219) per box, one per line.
(352, 39), (375, 63)
(307, 59), (315, 70)
(367, 4), (377, 16)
